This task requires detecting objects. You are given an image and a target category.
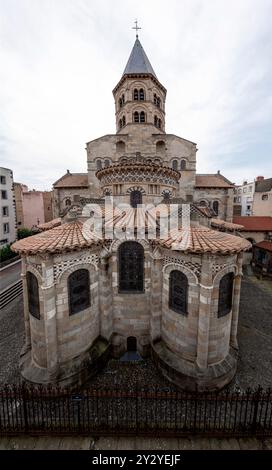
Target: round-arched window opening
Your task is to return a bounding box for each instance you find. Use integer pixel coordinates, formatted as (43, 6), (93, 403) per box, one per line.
(139, 88), (145, 100)
(130, 190), (142, 208)
(180, 160), (186, 170)
(140, 111), (145, 123)
(65, 199), (71, 206)
(134, 111), (139, 123)
(96, 159), (102, 170)
(104, 159), (110, 168)
(127, 336), (137, 352)
(134, 89), (139, 100)
(172, 160), (178, 171)
(213, 200), (219, 215)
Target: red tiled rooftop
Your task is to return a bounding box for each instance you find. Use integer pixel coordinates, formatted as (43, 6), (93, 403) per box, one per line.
(254, 240), (272, 252)
(37, 218), (61, 231)
(195, 174), (234, 188)
(211, 218), (244, 231)
(233, 216), (272, 232)
(53, 173), (88, 188)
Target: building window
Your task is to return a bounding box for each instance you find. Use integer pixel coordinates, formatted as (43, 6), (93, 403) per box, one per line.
(169, 270), (188, 315)
(154, 93), (157, 104)
(119, 118), (122, 129)
(157, 97), (161, 108)
(0, 238), (8, 245)
(65, 198), (71, 206)
(158, 119), (161, 128)
(130, 190), (142, 208)
(218, 272), (234, 317)
(1, 190), (7, 199)
(104, 159), (110, 168)
(134, 89), (139, 100)
(2, 206), (9, 216)
(3, 223), (9, 233)
(154, 93), (161, 107)
(96, 159), (102, 170)
(139, 88), (145, 100)
(212, 200), (219, 215)
(140, 111), (145, 123)
(134, 111), (139, 123)
(198, 200), (207, 206)
(119, 94), (125, 108)
(122, 115), (126, 127)
(180, 159), (186, 170)
(262, 194), (268, 200)
(26, 272), (40, 319)
(154, 115), (158, 127)
(172, 160), (178, 170)
(249, 186), (253, 192)
(0, 176), (6, 184)
(68, 269), (90, 315)
(118, 241), (144, 292)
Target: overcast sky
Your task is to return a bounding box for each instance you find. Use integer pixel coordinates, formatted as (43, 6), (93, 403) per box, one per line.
(0, 0), (272, 190)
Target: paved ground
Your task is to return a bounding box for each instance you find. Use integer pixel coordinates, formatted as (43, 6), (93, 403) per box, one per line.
(0, 436), (272, 450)
(0, 260), (21, 292)
(0, 274), (271, 391)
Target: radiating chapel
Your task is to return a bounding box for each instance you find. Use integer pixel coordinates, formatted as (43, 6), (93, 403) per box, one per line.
(12, 34), (250, 391)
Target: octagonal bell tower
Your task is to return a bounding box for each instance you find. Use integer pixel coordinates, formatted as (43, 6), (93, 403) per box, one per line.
(113, 36), (167, 134)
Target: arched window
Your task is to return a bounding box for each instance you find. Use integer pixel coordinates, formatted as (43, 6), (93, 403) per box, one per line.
(134, 89), (139, 100)
(154, 93), (157, 104)
(26, 272), (40, 319)
(121, 94), (125, 105)
(213, 200), (219, 215)
(139, 88), (145, 100)
(122, 115), (126, 127)
(154, 115), (158, 127)
(119, 241), (144, 292)
(116, 141), (125, 153)
(140, 111), (145, 123)
(172, 160), (178, 170)
(158, 119), (161, 129)
(68, 269), (90, 315)
(157, 97), (161, 108)
(218, 272), (234, 317)
(130, 190), (142, 208)
(104, 159), (110, 168)
(119, 98), (122, 109)
(65, 198), (71, 206)
(180, 159), (186, 170)
(96, 159), (102, 170)
(169, 270), (188, 315)
(119, 119), (122, 130)
(134, 111), (139, 123)
(198, 200), (207, 206)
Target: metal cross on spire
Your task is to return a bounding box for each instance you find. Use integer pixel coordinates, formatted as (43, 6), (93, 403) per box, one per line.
(132, 19), (141, 38)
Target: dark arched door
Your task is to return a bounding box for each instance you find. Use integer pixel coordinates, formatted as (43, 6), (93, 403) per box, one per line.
(127, 336), (137, 352)
(130, 190), (142, 208)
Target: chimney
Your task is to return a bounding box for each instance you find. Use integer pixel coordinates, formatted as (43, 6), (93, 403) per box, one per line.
(256, 176), (264, 181)
(217, 170), (220, 174)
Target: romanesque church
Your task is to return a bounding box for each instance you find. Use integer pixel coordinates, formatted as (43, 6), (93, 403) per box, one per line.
(12, 36), (250, 391)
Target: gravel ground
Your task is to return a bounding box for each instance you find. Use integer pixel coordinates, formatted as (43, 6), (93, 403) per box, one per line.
(0, 275), (271, 390)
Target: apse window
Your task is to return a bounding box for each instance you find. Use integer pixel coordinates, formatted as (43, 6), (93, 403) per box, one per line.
(68, 269), (90, 315)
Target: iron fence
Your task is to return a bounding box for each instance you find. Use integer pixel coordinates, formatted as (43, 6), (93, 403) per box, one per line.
(0, 384), (271, 437)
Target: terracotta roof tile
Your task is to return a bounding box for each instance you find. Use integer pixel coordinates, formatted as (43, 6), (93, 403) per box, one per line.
(53, 173), (88, 188)
(195, 174), (234, 188)
(211, 218), (244, 231)
(233, 216), (272, 231)
(36, 218), (61, 231)
(11, 220), (99, 255)
(254, 240), (272, 252)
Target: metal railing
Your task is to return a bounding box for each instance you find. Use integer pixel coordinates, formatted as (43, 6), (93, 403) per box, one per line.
(0, 280), (23, 309)
(0, 385), (271, 437)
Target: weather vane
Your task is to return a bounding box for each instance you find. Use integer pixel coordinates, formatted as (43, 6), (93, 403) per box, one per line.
(132, 19), (141, 39)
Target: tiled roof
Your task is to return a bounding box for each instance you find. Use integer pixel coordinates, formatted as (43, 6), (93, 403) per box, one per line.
(11, 220), (100, 255)
(254, 240), (272, 252)
(233, 216), (272, 231)
(195, 174), (234, 188)
(156, 227), (251, 254)
(123, 38), (157, 78)
(36, 218), (61, 231)
(53, 173), (88, 188)
(211, 218), (244, 231)
(12, 208), (251, 255)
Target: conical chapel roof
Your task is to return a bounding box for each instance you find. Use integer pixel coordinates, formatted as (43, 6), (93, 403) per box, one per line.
(122, 38), (157, 78)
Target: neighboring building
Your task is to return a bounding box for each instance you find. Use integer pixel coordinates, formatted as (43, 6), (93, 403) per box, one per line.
(194, 172), (234, 221)
(14, 183), (53, 229)
(12, 36), (251, 392)
(52, 171), (89, 218)
(233, 180), (255, 217)
(253, 176), (272, 217)
(233, 216), (272, 245)
(252, 240), (272, 278)
(0, 167), (17, 246)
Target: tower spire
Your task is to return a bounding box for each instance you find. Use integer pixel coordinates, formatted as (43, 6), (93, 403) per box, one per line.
(132, 19), (141, 39)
